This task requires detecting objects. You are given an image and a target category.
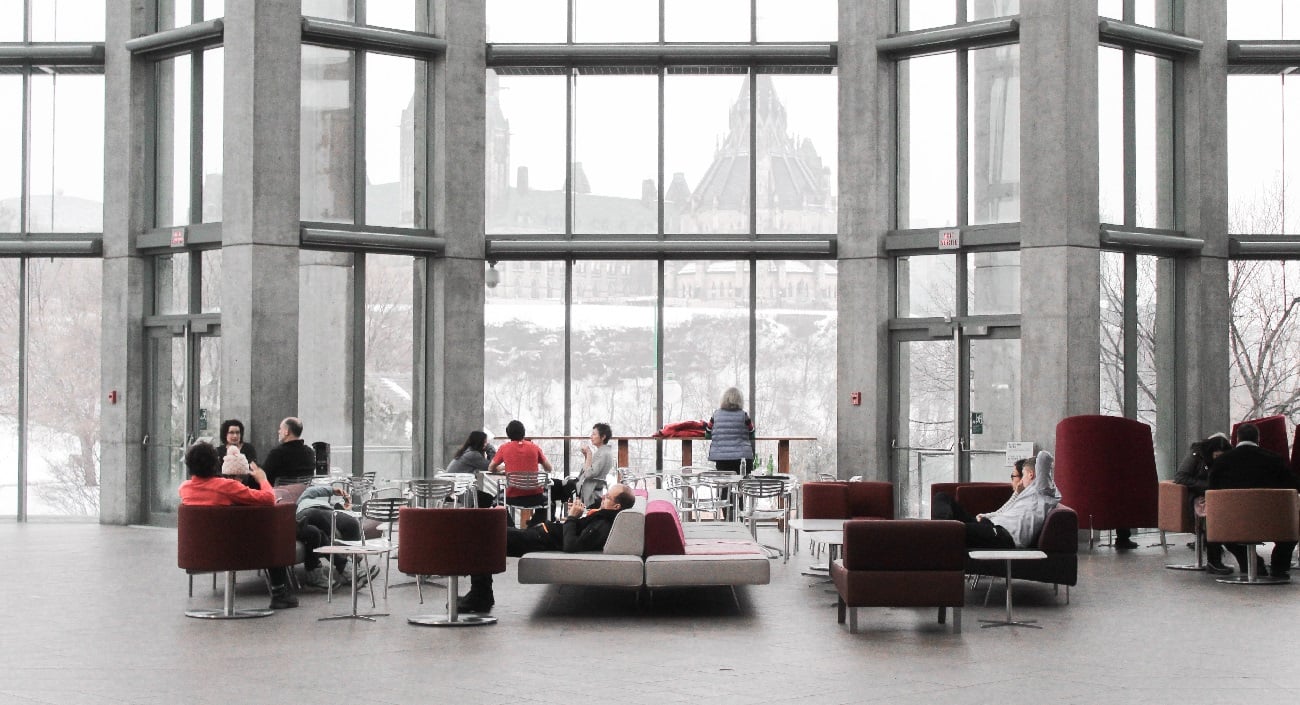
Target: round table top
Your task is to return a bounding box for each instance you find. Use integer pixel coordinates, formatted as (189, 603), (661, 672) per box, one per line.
(967, 549), (1048, 561)
(802, 530), (844, 545)
(788, 518), (845, 532)
(314, 544), (388, 557)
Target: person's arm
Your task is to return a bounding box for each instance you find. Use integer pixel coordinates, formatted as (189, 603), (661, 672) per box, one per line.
(227, 475), (277, 505)
(536, 445), (553, 473)
(488, 447), (504, 472)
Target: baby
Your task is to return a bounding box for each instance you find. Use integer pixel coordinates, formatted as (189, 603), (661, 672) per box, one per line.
(221, 445), (250, 476)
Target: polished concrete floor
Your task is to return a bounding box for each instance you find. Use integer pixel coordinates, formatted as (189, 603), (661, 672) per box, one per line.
(5, 522), (1299, 705)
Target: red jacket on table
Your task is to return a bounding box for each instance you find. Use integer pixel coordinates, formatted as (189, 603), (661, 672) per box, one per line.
(178, 475), (277, 506)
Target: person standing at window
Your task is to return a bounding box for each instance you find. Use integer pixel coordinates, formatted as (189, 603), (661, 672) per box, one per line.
(707, 387), (754, 474)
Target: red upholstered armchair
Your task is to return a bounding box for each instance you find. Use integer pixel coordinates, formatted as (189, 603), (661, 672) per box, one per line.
(177, 503), (297, 619)
(802, 481), (894, 520)
(1233, 414), (1290, 460)
(830, 519), (966, 634)
(929, 482), (1012, 517)
(398, 507), (507, 626)
(1055, 415), (1158, 545)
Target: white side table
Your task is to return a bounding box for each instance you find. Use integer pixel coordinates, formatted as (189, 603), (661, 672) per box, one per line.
(967, 549), (1047, 628)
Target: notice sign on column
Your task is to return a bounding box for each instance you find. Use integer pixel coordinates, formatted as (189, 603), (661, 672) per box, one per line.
(1005, 441), (1035, 466)
(170, 228), (186, 247)
(938, 228), (960, 250)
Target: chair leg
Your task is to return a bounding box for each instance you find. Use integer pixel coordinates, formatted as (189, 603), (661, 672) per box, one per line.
(953, 607), (962, 634)
(937, 606), (946, 624)
(849, 607), (858, 634)
(836, 596), (845, 624)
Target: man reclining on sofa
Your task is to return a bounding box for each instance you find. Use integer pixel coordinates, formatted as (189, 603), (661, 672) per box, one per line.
(459, 483), (638, 613)
(932, 450), (1060, 549)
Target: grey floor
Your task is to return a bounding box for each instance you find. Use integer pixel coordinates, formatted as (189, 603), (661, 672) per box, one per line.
(5, 522), (1299, 705)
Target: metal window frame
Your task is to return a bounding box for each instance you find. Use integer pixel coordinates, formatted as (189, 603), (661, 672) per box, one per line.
(877, 17), (1018, 59)
(0, 43), (106, 66)
(1227, 40), (1300, 75)
(1098, 19), (1202, 56)
(300, 16), (447, 60)
(124, 19), (224, 60)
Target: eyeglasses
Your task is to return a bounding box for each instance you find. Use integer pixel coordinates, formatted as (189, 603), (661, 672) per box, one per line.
(1010, 473), (1022, 479)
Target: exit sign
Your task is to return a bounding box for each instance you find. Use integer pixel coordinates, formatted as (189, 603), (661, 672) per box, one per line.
(938, 228), (960, 250)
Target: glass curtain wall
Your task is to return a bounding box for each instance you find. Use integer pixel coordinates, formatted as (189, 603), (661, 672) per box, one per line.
(890, 1), (1022, 515)
(484, 0), (839, 478)
(0, 1), (105, 519)
(1097, 1), (1178, 474)
(1227, 3), (1300, 430)
(297, 3), (427, 476)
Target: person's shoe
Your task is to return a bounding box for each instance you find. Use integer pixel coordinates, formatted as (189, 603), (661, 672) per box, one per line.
(1272, 570), (1291, 580)
(303, 566), (333, 590)
(350, 561), (381, 588)
(456, 593), (494, 613)
(1114, 538), (1139, 550)
(269, 589), (299, 610)
(1205, 562), (1233, 576)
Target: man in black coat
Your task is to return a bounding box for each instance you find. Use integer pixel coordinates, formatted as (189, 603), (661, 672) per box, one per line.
(1207, 423), (1300, 578)
(252, 416), (316, 486)
(459, 483), (638, 613)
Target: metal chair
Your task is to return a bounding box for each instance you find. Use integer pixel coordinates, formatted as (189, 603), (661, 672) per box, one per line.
(501, 471), (551, 527)
(695, 470), (740, 521)
(274, 475), (314, 487)
(409, 477), (456, 508)
(737, 475), (793, 562)
(437, 472), (478, 507)
(335, 496), (406, 599)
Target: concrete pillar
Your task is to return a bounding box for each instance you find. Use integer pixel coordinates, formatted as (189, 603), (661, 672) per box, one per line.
(100, 0), (154, 524)
(1019, 0), (1102, 451)
(415, 0), (486, 473)
(219, 0), (303, 456)
(836, 2), (893, 481)
(1175, 2), (1231, 450)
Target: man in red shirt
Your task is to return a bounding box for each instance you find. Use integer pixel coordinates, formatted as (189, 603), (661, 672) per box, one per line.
(489, 419), (553, 524)
(178, 441), (299, 610)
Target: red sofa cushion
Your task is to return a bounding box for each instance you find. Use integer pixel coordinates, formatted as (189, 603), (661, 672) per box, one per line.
(643, 499), (686, 556)
(802, 482), (850, 519)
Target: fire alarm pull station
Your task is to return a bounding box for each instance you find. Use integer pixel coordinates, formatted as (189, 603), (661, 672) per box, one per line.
(850, 392), (861, 406)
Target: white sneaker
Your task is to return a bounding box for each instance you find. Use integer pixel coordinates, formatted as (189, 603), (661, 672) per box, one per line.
(349, 560), (381, 587)
(303, 566), (332, 590)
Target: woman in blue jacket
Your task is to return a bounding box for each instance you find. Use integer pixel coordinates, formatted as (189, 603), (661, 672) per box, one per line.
(707, 387), (754, 474)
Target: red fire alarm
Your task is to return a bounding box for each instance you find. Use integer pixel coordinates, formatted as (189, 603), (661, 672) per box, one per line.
(850, 392), (861, 406)
(108, 390), (118, 405)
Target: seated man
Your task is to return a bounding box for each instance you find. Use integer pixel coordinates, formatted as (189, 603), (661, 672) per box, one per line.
(932, 450), (1060, 549)
(459, 483), (638, 613)
(294, 485), (377, 589)
(1207, 423), (1300, 578)
(252, 416), (315, 486)
(178, 441), (298, 610)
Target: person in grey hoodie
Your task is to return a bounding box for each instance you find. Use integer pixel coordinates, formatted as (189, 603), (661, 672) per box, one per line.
(934, 450), (1060, 549)
(707, 387), (755, 474)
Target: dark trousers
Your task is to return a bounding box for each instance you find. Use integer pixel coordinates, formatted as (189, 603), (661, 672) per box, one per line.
(932, 492), (1017, 549)
(296, 508), (361, 570)
(466, 521), (565, 600)
(1223, 541), (1296, 575)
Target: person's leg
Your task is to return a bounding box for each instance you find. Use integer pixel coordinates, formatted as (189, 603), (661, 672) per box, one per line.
(932, 492), (976, 522)
(1222, 542), (1255, 574)
(714, 459), (740, 473)
(965, 519), (1016, 549)
(1269, 541), (1296, 577)
(267, 567), (298, 609)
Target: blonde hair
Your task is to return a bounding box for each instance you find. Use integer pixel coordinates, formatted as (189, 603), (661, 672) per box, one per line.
(719, 387), (744, 411)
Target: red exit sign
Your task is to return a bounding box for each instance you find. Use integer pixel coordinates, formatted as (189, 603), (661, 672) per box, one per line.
(938, 228), (960, 250)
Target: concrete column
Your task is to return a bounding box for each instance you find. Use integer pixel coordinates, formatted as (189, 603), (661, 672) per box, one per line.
(1175, 2), (1230, 448)
(100, 0), (155, 524)
(1019, 0), (1102, 451)
(415, 0), (486, 472)
(836, 2), (893, 481)
(219, 0), (303, 455)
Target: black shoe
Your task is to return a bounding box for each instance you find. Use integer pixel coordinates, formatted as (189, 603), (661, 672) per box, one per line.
(269, 591), (299, 610)
(1115, 538), (1139, 550)
(1205, 562), (1233, 576)
(456, 594), (494, 613)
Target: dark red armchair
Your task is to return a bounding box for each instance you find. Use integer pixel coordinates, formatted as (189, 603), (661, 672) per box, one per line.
(1055, 415), (1158, 545)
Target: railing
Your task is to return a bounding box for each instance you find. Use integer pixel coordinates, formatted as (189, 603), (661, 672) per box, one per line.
(527, 435), (817, 475)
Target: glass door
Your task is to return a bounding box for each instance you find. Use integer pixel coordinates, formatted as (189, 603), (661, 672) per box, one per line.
(893, 322), (1019, 517)
(144, 317), (220, 524)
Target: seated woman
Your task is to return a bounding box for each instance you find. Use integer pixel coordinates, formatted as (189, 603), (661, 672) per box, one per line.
(550, 423), (616, 508)
(177, 441), (297, 610)
(447, 430), (495, 507)
(217, 418), (258, 488)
